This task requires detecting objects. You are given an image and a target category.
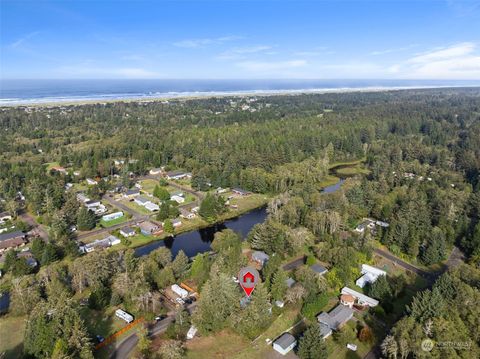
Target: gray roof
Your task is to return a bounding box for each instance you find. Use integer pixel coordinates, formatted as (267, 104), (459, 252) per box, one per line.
(252, 251), (269, 262)
(0, 231), (25, 242)
(135, 196), (150, 204)
(286, 277), (296, 288)
(317, 304), (354, 330)
(319, 322), (333, 338)
(311, 264), (328, 274)
(232, 187), (249, 194)
(274, 333), (296, 350)
(121, 227), (135, 234)
(125, 189), (140, 195)
(167, 170), (186, 177)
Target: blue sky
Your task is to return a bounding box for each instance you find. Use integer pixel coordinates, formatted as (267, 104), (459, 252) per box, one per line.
(1, 0), (479, 79)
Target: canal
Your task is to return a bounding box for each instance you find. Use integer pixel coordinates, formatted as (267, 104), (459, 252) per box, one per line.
(135, 177), (346, 259)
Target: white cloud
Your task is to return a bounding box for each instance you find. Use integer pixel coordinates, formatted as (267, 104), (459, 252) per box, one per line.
(236, 59), (307, 72)
(173, 35), (242, 48)
(10, 31), (40, 48)
(370, 45), (418, 56)
(217, 45), (273, 60)
(389, 42), (480, 79)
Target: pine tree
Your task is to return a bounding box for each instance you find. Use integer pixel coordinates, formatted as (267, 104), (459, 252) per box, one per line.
(164, 219), (174, 234)
(154, 185), (170, 200)
(172, 250), (189, 279)
(298, 324), (328, 359)
(76, 207), (96, 230)
(234, 283), (271, 339)
(270, 269), (288, 301)
(157, 201), (170, 221)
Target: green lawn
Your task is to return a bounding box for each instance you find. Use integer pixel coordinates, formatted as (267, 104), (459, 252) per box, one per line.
(100, 215), (128, 228)
(326, 320), (373, 359)
(139, 179), (159, 194)
(0, 315), (26, 359)
(122, 200), (152, 215)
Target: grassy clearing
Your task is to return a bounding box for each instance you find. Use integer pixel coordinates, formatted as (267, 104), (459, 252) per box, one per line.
(319, 174), (342, 188)
(139, 179), (158, 193)
(0, 315), (26, 359)
(185, 330), (250, 359)
(329, 157), (366, 169)
(122, 200), (152, 215)
(326, 320), (371, 359)
(335, 166), (370, 176)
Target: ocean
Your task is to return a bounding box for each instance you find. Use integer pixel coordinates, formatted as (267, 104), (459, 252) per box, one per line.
(1, 79), (479, 105)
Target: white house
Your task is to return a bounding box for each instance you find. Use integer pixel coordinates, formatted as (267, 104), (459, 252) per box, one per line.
(355, 264), (387, 288)
(171, 195), (185, 204)
(134, 196), (150, 206)
(144, 202), (159, 212)
(106, 235), (121, 246)
(120, 227), (136, 237)
(0, 212), (12, 225)
(149, 168), (162, 175)
(273, 333), (296, 356)
(180, 208), (196, 219)
(102, 212), (124, 222)
(341, 287), (379, 307)
(172, 218), (182, 228)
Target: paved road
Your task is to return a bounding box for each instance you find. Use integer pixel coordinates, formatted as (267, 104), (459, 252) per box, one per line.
(102, 194), (144, 219)
(282, 256), (305, 271)
(373, 248), (433, 280)
(364, 246), (466, 359)
(140, 174), (204, 202)
(110, 303), (197, 359)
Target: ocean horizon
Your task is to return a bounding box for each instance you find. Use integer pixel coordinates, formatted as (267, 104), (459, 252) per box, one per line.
(1, 79), (480, 106)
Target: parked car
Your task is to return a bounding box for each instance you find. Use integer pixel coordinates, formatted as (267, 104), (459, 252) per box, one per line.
(96, 335), (105, 343)
(175, 297), (185, 305)
(155, 315), (167, 322)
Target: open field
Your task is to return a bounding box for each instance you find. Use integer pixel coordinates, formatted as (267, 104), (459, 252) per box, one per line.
(0, 315), (26, 359)
(121, 200), (153, 215)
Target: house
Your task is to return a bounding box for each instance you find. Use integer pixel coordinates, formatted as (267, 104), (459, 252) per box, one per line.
(310, 263), (328, 276)
(80, 238), (111, 253)
(375, 220), (389, 228)
(166, 170), (189, 180)
(317, 304), (354, 331)
(355, 264), (387, 288)
(134, 196), (150, 206)
(341, 287), (379, 307)
(285, 277), (296, 288)
(144, 202), (159, 212)
(216, 187), (227, 194)
(191, 206), (200, 213)
(106, 235), (121, 246)
(251, 251), (269, 266)
(340, 294), (355, 308)
(86, 178), (98, 186)
(149, 168), (162, 175)
(172, 219), (182, 228)
(124, 189), (140, 199)
(319, 322), (333, 339)
(76, 193), (90, 203)
(0, 212), (12, 225)
(273, 333), (297, 356)
(120, 227), (136, 237)
(73, 171), (81, 177)
(0, 231), (27, 253)
(171, 195), (185, 204)
(180, 208), (196, 219)
(102, 212), (124, 222)
(85, 200), (101, 209)
(232, 188), (250, 196)
(275, 300), (285, 308)
(171, 191), (184, 198)
(139, 221), (162, 235)
(114, 159), (125, 166)
(355, 219), (376, 233)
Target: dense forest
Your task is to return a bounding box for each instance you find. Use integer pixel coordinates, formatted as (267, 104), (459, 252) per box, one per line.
(1, 88), (480, 358)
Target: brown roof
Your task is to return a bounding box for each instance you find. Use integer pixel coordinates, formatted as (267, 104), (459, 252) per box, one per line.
(0, 237), (27, 250)
(340, 294), (355, 303)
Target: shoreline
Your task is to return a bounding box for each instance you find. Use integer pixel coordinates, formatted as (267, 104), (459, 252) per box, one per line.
(2, 85), (479, 108)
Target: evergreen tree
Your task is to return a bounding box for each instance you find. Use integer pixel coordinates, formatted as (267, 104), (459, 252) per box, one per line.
(367, 275), (392, 301)
(270, 269), (288, 301)
(171, 250), (189, 279)
(154, 185), (170, 200)
(298, 324), (328, 359)
(157, 201), (170, 221)
(199, 193), (225, 223)
(76, 207), (96, 231)
(164, 219), (174, 234)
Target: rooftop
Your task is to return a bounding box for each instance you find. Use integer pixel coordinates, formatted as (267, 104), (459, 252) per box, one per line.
(274, 333), (296, 350)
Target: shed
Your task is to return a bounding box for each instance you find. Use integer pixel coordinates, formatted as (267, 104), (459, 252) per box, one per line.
(273, 333), (296, 355)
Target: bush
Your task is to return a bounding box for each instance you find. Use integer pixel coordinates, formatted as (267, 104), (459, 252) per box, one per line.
(301, 293), (329, 320)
